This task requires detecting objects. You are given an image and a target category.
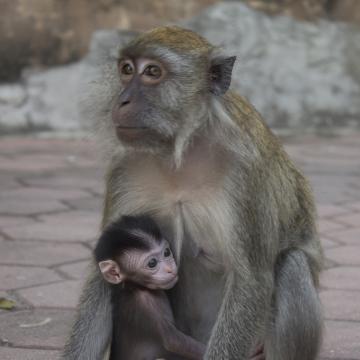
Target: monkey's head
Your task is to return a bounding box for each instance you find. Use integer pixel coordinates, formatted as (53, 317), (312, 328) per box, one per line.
(111, 26), (236, 152)
(95, 215), (179, 290)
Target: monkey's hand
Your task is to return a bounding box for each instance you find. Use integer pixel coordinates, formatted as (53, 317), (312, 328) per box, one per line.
(249, 344), (265, 360)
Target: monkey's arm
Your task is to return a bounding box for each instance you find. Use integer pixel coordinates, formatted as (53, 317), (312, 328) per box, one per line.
(62, 262), (113, 360)
(140, 291), (206, 360)
(158, 321), (206, 360)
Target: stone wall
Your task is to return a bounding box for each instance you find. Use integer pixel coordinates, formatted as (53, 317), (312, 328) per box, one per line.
(0, 0), (217, 82)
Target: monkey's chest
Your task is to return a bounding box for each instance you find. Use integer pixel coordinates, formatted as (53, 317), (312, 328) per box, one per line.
(117, 166), (231, 267)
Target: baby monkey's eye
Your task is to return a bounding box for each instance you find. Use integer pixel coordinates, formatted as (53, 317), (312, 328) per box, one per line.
(164, 248), (171, 257)
(147, 258), (158, 269)
(144, 65), (162, 78)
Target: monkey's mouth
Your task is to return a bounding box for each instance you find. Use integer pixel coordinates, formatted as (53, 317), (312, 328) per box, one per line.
(115, 126), (149, 139)
(161, 275), (179, 290)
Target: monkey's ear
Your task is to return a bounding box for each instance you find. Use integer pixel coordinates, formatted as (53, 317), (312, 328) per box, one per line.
(209, 56), (236, 96)
(98, 260), (124, 284)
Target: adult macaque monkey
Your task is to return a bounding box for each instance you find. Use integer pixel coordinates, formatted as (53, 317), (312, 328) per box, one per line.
(63, 26), (323, 360)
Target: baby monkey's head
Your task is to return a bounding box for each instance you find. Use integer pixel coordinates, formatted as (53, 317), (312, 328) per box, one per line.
(94, 215), (178, 290)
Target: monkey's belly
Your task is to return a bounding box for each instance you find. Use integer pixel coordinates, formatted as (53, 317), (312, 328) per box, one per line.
(170, 253), (226, 343)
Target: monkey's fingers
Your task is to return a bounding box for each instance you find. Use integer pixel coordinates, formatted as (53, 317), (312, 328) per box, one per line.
(250, 355), (265, 360)
(249, 344), (265, 360)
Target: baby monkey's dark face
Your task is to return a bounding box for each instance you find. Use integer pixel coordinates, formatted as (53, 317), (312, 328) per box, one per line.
(121, 239), (178, 290)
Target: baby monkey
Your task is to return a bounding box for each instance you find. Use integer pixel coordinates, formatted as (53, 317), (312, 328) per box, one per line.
(94, 215), (206, 360)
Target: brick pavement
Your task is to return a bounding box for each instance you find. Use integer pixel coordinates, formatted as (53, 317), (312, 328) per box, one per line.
(0, 134), (359, 360)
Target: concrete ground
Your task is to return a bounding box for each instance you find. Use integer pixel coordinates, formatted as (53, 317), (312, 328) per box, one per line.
(0, 134), (359, 360)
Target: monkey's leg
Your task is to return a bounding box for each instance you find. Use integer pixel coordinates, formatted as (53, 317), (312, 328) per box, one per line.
(205, 271), (274, 360)
(265, 249), (323, 360)
(62, 262), (113, 360)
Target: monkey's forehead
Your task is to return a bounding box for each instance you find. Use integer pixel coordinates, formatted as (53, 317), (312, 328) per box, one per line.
(122, 26), (213, 55)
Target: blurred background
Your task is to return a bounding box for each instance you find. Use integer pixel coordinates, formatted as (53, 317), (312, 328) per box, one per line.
(1, 0), (360, 134)
(0, 1), (359, 360)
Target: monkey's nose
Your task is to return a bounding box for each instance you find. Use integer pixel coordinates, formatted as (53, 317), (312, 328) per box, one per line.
(164, 266), (173, 273)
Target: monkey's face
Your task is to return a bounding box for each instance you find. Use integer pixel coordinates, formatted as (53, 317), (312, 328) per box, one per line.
(110, 27), (236, 153)
(111, 53), (210, 150)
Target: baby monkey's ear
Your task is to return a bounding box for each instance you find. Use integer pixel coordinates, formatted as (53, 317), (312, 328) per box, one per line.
(99, 260), (124, 284)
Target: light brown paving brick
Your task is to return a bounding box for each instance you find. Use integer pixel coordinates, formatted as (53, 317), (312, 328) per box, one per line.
(320, 289), (360, 321)
(320, 236), (342, 249)
(325, 246), (360, 266)
(0, 216), (37, 230)
(0, 348), (60, 360)
(23, 170), (103, 191)
(0, 154), (70, 172)
(320, 267), (360, 291)
(328, 227), (360, 246)
(320, 320), (360, 359)
(0, 308), (75, 349)
(2, 210), (101, 243)
(57, 260), (91, 280)
(0, 187), (90, 202)
(0, 197), (68, 216)
(0, 265), (62, 291)
(317, 204), (351, 219)
(0, 173), (21, 191)
(0, 240), (91, 266)
(346, 201), (360, 212)
(334, 213), (360, 228)
(317, 219), (348, 235)
(64, 196), (103, 212)
(18, 280), (84, 308)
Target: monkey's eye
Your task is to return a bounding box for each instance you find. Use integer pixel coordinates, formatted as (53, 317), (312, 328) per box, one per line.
(164, 248), (171, 257)
(147, 258), (158, 269)
(120, 63), (134, 75)
(143, 65), (162, 79)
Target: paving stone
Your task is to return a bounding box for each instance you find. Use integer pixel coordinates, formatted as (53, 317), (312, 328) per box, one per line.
(0, 197), (68, 216)
(346, 201), (360, 212)
(0, 154), (70, 172)
(0, 308), (75, 349)
(320, 236), (341, 249)
(317, 205), (351, 219)
(2, 211), (101, 243)
(0, 240), (91, 266)
(0, 265), (62, 291)
(0, 216), (37, 230)
(334, 213), (360, 228)
(64, 196), (103, 212)
(320, 320), (360, 359)
(18, 280), (84, 308)
(0, 173), (21, 191)
(0, 137), (87, 155)
(321, 267), (360, 291)
(317, 219), (348, 235)
(23, 169), (103, 191)
(320, 290), (360, 321)
(328, 227), (360, 246)
(325, 246), (360, 266)
(0, 347), (60, 360)
(57, 260), (91, 280)
(0, 187), (90, 202)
